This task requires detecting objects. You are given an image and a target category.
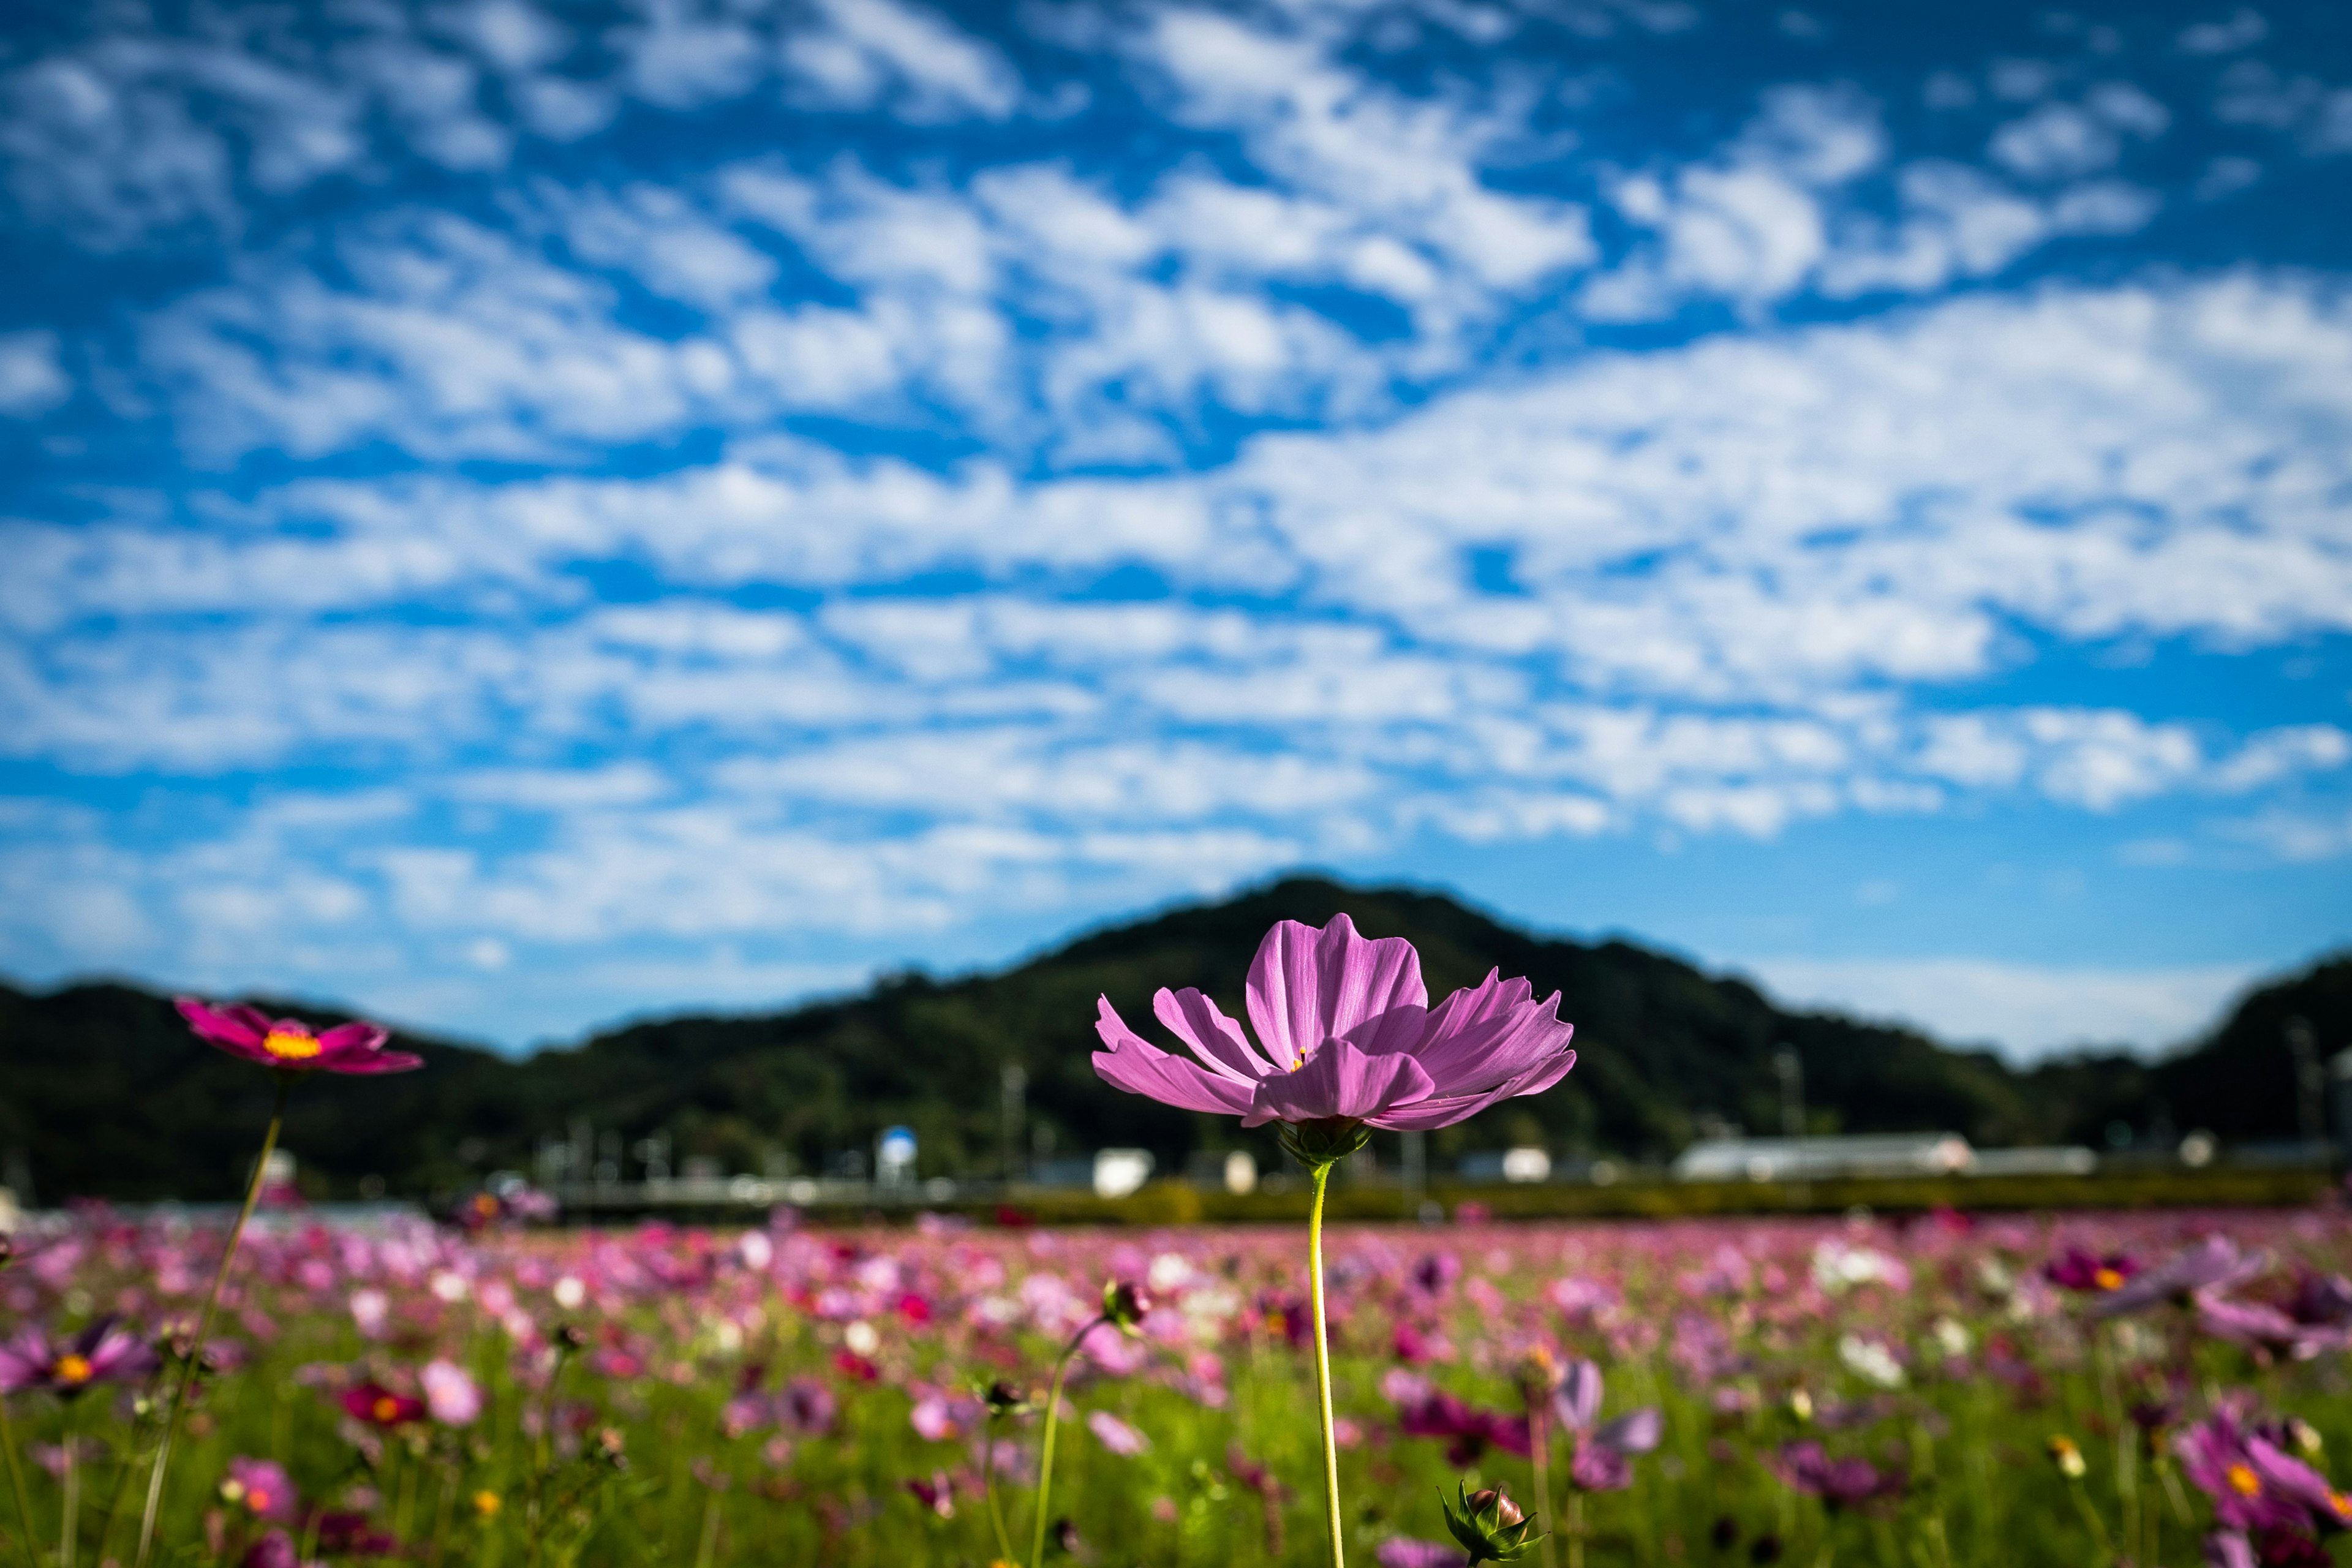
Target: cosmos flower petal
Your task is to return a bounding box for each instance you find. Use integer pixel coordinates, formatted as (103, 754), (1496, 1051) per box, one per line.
(1412, 993), (1576, 1095)
(1093, 998), (1259, 1115)
(1245, 914), (1427, 1071)
(318, 1045), (424, 1074)
(175, 997), (270, 1052)
(1153, 987), (1275, 1083)
(1250, 1038), (1434, 1123)
(315, 1021), (391, 1054)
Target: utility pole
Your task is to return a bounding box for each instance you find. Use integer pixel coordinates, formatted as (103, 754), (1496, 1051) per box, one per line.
(1000, 1063), (1027, 1186)
(1774, 1047), (1806, 1142)
(2288, 1016), (2324, 1149)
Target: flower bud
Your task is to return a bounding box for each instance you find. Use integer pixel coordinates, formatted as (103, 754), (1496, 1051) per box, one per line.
(980, 1380), (1030, 1417)
(1787, 1389), (1813, 1423)
(555, 1324), (589, 1352)
(2288, 1418), (2324, 1457)
(1103, 1279), (1153, 1332)
(1442, 1481), (1542, 1563)
(2046, 1435), (2086, 1480)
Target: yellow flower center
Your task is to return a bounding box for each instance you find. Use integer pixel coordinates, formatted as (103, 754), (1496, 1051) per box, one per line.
(2092, 1267), (2124, 1291)
(262, 1029), (322, 1061)
(2227, 1464), (2261, 1497)
(2330, 1491), (2352, 1518)
(54, 1354), (92, 1385)
(246, 1489), (272, 1514)
(372, 1395), (401, 1422)
(473, 1491), (502, 1517)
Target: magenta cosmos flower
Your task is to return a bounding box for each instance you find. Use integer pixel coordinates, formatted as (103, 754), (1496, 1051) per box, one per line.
(1091, 914), (1575, 1131)
(176, 999), (422, 1074)
(0, 1316), (159, 1399)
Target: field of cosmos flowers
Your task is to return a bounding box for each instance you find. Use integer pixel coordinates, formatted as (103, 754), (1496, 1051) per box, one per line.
(5, 914), (2351, 1568)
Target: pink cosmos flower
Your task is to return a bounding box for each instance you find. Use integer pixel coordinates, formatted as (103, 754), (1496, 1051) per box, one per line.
(1088, 1410), (1151, 1457)
(1091, 914), (1575, 1130)
(1376, 1541), (1466, 1568)
(221, 1457), (300, 1523)
(0, 1316), (158, 1399)
(1554, 1359), (1662, 1493)
(2092, 1237), (2263, 1318)
(421, 1360), (483, 1426)
(175, 999), (423, 1075)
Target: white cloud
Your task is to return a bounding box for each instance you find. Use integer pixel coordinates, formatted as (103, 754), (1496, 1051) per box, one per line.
(784, 0), (1024, 121)
(2177, 9), (2269, 55)
(1740, 956), (2269, 1060)
(0, 331), (70, 417)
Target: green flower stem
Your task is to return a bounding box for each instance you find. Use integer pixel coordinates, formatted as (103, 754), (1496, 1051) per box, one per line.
(134, 1074), (291, 1568)
(59, 1405), (80, 1568)
(1307, 1161), (1344, 1568)
(1028, 1315), (1106, 1568)
(982, 1414), (1014, 1564)
(1525, 1393), (1556, 1568)
(0, 1389), (40, 1568)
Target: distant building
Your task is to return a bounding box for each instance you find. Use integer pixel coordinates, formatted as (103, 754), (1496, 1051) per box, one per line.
(1673, 1133), (1973, 1182)
(1672, 1134), (2105, 1182)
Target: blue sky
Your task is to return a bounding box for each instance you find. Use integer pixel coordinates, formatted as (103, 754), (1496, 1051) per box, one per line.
(2, 0), (2348, 1061)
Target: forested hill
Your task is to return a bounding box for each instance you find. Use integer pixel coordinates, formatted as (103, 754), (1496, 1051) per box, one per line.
(2, 876), (2343, 1202)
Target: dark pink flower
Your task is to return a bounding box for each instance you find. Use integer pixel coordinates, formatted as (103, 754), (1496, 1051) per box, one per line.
(903, 1471), (954, 1518)
(176, 999), (422, 1076)
(1091, 914), (1575, 1129)
(340, 1382), (427, 1428)
(2045, 1247), (2143, 1293)
(1772, 1441), (1905, 1512)
(1398, 1390), (1531, 1466)
(0, 1316), (157, 1399)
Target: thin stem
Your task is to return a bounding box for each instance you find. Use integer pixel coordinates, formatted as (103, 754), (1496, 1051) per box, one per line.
(0, 1392), (40, 1568)
(982, 1415), (1014, 1564)
(690, 1491), (720, 1568)
(134, 1076), (291, 1568)
(1028, 1315), (1104, 1568)
(1306, 1161), (1344, 1568)
(1567, 1491), (1585, 1568)
(1526, 1393), (1556, 1568)
(59, 1406), (79, 1568)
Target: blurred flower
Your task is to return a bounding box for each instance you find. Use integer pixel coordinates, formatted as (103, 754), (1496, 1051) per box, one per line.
(175, 1000), (422, 1075)
(341, 1381), (426, 1428)
(1553, 1359), (1661, 1492)
(0, 1315), (158, 1398)
(1091, 914), (1575, 1131)
(2045, 1248), (2143, 1294)
(1378, 1540), (1468, 1568)
(421, 1359), (482, 1426)
(1772, 1441), (1906, 1511)
(2094, 1238), (2263, 1318)
(2175, 1405), (2352, 1534)
(1837, 1335), (1906, 1389)
(1088, 1410), (1150, 1457)
(904, 1471), (954, 1518)
(219, 1457), (298, 1523)
(2048, 1436), (2087, 1479)
(1399, 1389), (1531, 1467)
